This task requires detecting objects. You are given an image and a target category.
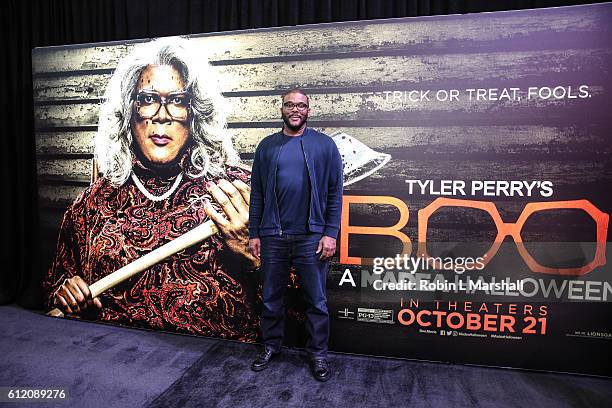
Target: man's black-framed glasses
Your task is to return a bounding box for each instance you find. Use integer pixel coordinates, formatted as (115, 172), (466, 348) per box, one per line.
(283, 102), (309, 111)
(134, 90), (192, 120)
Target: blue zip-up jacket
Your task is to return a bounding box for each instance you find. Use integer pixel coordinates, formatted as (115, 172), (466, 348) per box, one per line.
(249, 127), (343, 239)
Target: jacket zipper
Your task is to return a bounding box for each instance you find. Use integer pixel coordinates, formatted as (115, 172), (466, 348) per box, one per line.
(301, 133), (313, 229)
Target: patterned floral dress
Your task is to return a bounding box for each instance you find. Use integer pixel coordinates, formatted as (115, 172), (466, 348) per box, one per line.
(44, 154), (261, 342)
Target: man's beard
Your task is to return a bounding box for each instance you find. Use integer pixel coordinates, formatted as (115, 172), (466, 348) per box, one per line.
(282, 112), (307, 131)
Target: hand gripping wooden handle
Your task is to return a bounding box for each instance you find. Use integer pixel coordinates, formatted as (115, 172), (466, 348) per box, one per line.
(47, 220), (218, 318)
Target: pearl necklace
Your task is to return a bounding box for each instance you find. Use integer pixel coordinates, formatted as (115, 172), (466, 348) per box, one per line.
(131, 172), (184, 202)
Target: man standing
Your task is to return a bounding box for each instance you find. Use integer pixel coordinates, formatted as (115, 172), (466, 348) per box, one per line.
(248, 89), (343, 381)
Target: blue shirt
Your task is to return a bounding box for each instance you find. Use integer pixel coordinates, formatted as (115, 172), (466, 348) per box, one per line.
(275, 134), (311, 234)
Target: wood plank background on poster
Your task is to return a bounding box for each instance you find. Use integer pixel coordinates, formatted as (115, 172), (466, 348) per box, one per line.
(33, 3), (612, 259)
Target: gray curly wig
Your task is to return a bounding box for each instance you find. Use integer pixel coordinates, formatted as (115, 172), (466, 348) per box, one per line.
(95, 37), (239, 186)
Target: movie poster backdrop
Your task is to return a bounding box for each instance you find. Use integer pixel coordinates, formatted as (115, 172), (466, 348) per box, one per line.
(33, 3), (612, 375)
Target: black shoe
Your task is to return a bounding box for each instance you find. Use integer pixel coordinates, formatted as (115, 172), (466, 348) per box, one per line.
(251, 347), (277, 372)
(310, 358), (331, 382)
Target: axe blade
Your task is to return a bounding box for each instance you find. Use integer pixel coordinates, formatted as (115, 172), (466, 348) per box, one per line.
(330, 131), (391, 186)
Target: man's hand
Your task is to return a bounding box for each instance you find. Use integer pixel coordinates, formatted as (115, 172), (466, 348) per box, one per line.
(249, 238), (261, 259)
(53, 276), (102, 316)
(205, 179), (260, 269)
(316, 236), (337, 260)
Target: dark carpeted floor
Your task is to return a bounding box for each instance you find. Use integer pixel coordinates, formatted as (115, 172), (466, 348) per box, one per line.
(1, 304), (611, 408)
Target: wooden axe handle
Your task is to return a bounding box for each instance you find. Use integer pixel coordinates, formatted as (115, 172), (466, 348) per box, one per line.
(47, 220), (218, 318)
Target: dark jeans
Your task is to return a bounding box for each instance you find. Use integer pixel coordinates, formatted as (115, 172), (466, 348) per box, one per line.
(260, 233), (329, 358)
